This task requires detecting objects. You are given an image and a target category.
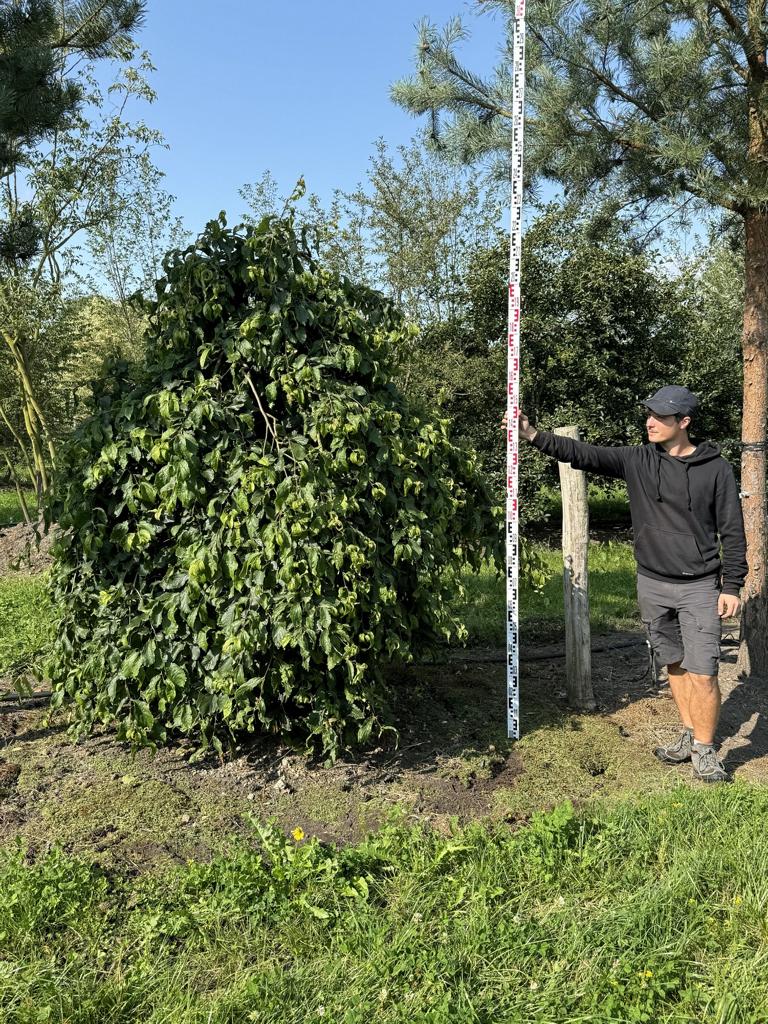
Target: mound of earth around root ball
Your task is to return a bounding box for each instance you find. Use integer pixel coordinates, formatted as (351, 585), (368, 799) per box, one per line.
(1, 633), (764, 873)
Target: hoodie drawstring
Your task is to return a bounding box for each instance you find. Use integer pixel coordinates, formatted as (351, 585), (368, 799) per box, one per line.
(655, 449), (693, 509)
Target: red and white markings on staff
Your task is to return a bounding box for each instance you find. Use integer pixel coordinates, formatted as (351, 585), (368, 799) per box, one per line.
(507, 0), (526, 740)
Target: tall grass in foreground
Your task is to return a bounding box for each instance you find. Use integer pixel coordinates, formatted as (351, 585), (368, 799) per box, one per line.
(458, 541), (637, 645)
(2, 785), (767, 1022)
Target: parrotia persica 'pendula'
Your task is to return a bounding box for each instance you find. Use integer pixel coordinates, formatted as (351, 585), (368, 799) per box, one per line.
(46, 214), (499, 761)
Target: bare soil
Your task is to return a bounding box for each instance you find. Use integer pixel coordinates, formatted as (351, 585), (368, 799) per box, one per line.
(0, 522), (54, 577)
(1, 522), (764, 874)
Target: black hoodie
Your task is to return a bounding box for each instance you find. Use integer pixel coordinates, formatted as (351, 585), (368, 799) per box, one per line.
(530, 431), (748, 596)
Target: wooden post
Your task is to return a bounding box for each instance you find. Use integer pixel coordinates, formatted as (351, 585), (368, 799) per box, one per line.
(555, 426), (596, 711)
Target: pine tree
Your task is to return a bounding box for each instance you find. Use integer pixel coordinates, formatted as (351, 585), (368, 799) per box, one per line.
(0, 0), (145, 255)
(393, 1), (768, 676)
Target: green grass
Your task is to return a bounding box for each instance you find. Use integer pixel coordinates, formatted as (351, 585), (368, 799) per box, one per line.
(457, 540), (637, 645)
(0, 573), (54, 676)
(540, 481), (631, 526)
(0, 487), (37, 527)
(2, 785), (768, 1023)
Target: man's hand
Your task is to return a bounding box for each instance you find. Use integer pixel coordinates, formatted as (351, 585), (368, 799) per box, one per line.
(501, 410), (537, 442)
(718, 594), (741, 619)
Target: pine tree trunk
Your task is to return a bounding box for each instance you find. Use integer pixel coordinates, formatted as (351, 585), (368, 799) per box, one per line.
(736, 209), (768, 678)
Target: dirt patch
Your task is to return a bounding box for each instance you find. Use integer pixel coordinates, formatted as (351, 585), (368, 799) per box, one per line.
(1, 623), (763, 873)
(0, 522), (54, 577)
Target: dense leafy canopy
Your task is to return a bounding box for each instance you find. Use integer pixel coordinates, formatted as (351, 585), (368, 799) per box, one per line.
(45, 215), (499, 760)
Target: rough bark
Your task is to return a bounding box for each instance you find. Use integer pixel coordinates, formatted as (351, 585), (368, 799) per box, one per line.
(737, 209), (768, 678)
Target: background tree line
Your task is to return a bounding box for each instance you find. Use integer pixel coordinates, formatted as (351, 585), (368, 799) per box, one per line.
(0, 0), (183, 519)
(239, 150), (743, 529)
(0, 1), (745, 539)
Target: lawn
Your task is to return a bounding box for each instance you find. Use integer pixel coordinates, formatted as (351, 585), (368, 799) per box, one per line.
(458, 540), (638, 646)
(0, 573), (54, 677)
(1, 784), (766, 1023)
(0, 487), (37, 528)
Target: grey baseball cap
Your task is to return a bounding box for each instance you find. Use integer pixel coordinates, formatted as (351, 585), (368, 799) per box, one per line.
(643, 385), (699, 417)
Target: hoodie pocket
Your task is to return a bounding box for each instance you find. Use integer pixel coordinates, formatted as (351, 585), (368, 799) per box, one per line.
(634, 524), (707, 577)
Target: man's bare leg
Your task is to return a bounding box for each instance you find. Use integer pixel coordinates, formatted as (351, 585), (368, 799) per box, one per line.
(666, 661), (720, 743)
(686, 672), (721, 746)
(661, 660), (728, 780)
(666, 661), (694, 730)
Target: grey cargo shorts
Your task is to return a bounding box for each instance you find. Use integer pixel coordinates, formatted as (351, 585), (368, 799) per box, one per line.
(637, 573), (722, 677)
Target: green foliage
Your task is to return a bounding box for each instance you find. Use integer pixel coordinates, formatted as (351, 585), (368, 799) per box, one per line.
(0, 32), (178, 503)
(0, 841), (108, 942)
(677, 235), (744, 463)
(0, 2), (79, 181)
(0, 0), (147, 259)
(4, 787), (768, 1021)
(394, 2), (767, 216)
(130, 816), (395, 939)
(45, 214), (499, 761)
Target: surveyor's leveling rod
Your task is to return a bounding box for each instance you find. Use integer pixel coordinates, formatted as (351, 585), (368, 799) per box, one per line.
(507, 0), (526, 741)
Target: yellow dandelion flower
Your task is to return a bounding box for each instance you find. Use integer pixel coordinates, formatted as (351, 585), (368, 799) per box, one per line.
(292, 827), (305, 842)
(734, 895), (743, 905)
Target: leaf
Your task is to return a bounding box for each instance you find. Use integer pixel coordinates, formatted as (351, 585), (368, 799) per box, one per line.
(305, 904), (330, 920)
(122, 651), (143, 679)
(224, 550), (239, 580)
(166, 664), (187, 688)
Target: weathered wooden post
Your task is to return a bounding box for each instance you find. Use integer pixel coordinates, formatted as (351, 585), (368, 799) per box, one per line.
(555, 426), (596, 711)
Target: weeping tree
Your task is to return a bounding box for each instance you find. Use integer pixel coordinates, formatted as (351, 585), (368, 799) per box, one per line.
(394, 0), (768, 676)
(46, 214), (499, 761)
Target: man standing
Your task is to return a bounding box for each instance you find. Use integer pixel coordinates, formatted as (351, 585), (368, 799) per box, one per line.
(515, 386), (747, 783)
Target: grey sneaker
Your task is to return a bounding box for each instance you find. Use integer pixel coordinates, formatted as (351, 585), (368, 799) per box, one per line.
(692, 745), (731, 784)
(654, 728), (693, 765)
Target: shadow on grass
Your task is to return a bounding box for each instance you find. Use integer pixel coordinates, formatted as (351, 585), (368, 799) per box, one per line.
(719, 671), (768, 774)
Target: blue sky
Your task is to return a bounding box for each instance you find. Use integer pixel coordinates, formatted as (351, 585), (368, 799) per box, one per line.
(126, 1), (506, 235)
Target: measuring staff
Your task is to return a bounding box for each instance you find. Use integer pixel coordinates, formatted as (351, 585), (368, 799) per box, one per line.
(505, 0), (527, 741)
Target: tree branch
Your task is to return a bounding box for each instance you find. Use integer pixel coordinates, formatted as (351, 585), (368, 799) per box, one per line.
(421, 42), (517, 121)
(710, 0), (763, 76)
(54, 1), (124, 51)
(528, 23), (660, 123)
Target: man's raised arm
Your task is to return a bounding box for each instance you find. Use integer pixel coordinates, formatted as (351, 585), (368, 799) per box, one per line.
(509, 411), (632, 479)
